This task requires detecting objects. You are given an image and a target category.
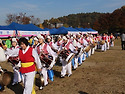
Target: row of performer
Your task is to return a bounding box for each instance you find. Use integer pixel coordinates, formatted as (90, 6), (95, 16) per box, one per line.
(0, 33), (115, 94)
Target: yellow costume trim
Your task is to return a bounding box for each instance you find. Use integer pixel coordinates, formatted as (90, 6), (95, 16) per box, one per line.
(21, 62), (34, 68)
(32, 76), (36, 94)
(32, 85), (36, 94)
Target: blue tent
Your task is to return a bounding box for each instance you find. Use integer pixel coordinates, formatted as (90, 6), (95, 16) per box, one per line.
(0, 25), (15, 37)
(66, 27), (78, 31)
(43, 28), (50, 31)
(8, 22), (44, 31)
(56, 27), (68, 35)
(0, 26), (13, 30)
(49, 28), (58, 35)
(85, 28), (98, 34)
(6, 22), (50, 36)
(86, 28), (96, 31)
(75, 27), (87, 31)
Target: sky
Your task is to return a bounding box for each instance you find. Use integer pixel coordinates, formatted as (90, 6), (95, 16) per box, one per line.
(0, 0), (125, 25)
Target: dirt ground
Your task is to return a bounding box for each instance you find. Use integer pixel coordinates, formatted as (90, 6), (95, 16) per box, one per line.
(0, 39), (125, 94)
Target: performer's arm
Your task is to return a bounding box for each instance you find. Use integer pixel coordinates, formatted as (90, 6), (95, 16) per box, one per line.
(69, 44), (75, 52)
(52, 43), (58, 50)
(47, 45), (57, 58)
(32, 49), (42, 70)
(47, 45), (57, 69)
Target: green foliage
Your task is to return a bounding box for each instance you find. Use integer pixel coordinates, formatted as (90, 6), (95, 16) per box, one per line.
(43, 12), (102, 28)
(42, 6), (125, 34)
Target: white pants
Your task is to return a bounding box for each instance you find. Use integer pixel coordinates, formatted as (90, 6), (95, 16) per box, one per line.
(101, 43), (107, 51)
(94, 45), (97, 50)
(83, 53), (86, 61)
(111, 41), (114, 47)
(40, 67), (48, 86)
(61, 59), (72, 76)
(80, 53), (84, 63)
(91, 48), (95, 55)
(74, 57), (78, 69)
(107, 42), (110, 49)
(88, 49), (91, 57)
(13, 67), (22, 83)
(22, 71), (35, 94)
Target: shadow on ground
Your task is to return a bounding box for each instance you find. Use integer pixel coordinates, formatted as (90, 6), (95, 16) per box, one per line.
(7, 83), (23, 94)
(78, 91), (88, 94)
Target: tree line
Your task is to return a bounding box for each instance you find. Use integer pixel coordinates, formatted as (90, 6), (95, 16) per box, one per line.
(6, 6), (125, 34)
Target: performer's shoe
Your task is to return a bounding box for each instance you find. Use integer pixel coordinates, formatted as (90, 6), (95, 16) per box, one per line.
(68, 74), (72, 77)
(44, 83), (48, 87)
(60, 75), (65, 78)
(82, 60), (85, 62)
(12, 82), (18, 86)
(78, 63), (82, 66)
(39, 86), (43, 90)
(73, 68), (77, 70)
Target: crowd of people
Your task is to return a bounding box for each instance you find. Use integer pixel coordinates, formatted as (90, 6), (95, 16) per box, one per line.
(0, 33), (115, 94)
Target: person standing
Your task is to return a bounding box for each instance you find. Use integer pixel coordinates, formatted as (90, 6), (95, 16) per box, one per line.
(5, 38), (22, 85)
(110, 33), (115, 47)
(101, 33), (107, 52)
(18, 37), (42, 94)
(60, 36), (76, 77)
(32, 37), (39, 50)
(37, 34), (57, 90)
(121, 32), (125, 50)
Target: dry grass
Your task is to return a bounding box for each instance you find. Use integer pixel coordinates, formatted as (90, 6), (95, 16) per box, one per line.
(0, 39), (125, 94)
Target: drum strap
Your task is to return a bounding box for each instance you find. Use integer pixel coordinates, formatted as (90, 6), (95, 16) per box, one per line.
(42, 44), (49, 55)
(57, 41), (60, 46)
(80, 38), (83, 44)
(65, 42), (70, 50)
(49, 42), (53, 47)
(37, 44), (41, 55)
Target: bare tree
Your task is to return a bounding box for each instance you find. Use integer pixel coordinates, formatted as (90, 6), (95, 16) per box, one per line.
(30, 16), (41, 25)
(6, 13), (40, 25)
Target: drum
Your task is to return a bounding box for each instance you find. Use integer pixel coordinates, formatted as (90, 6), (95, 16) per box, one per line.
(84, 46), (91, 52)
(40, 53), (53, 68)
(92, 42), (97, 48)
(59, 50), (69, 59)
(2, 71), (13, 86)
(100, 40), (105, 45)
(8, 56), (19, 65)
(66, 53), (75, 64)
(111, 38), (115, 41)
(39, 73), (44, 87)
(90, 44), (95, 48)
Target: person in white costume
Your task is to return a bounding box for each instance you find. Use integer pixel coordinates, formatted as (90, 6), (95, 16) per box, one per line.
(89, 35), (95, 55)
(0, 39), (7, 62)
(32, 37), (39, 51)
(101, 33), (107, 52)
(46, 36), (59, 53)
(37, 34), (57, 90)
(59, 36), (76, 77)
(85, 34), (91, 57)
(6, 38), (22, 85)
(73, 34), (82, 69)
